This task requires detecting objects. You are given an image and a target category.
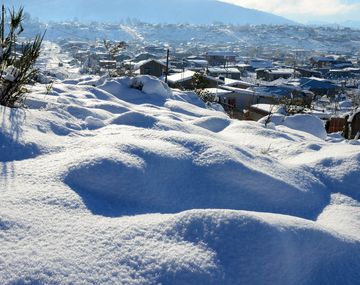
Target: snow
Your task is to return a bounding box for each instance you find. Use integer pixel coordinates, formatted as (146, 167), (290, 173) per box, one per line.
(259, 113), (328, 140)
(1, 75), (360, 284)
(167, 70), (196, 83)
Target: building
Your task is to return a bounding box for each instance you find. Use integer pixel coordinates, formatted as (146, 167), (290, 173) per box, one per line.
(134, 59), (167, 77)
(99, 60), (117, 70)
(167, 70), (220, 90)
(207, 67), (241, 80)
(288, 77), (340, 97)
(256, 68), (295, 81)
(206, 51), (237, 67)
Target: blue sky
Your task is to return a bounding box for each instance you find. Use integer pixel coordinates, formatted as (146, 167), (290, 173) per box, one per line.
(220, 0), (360, 23)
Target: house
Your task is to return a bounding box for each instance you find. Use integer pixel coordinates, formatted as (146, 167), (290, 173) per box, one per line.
(134, 52), (159, 62)
(249, 59), (273, 71)
(287, 77), (340, 97)
(99, 60), (117, 70)
(327, 69), (359, 80)
(207, 67), (241, 80)
(236, 63), (252, 76)
(134, 59), (167, 77)
(205, 51), (237, 66)
(344, 108), (360, 139)
(204, 86), (257, 119)
(185, 59), (209, 69)
(222, 78), (255, 89)
(256, 68), (295, 81)
(296, 67), (322, 78)
(144, 46), (166, 55)
(244, 104), (282, 121)
(249, 85), (313, 107)
(326, 117), (346, 133)
(310, 56), (353, 69)
(310, 56), (336, 68)
(167, 70), (221, 90)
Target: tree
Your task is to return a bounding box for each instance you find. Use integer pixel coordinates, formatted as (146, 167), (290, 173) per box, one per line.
(0, 6), (44, 108)
(103, 40), (128, 77)
(191, 72), (216, 103)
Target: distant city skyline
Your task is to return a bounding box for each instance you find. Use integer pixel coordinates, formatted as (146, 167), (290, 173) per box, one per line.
(220, 0), (360, 23)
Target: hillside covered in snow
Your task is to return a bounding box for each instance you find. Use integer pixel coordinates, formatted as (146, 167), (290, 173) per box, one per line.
(1, 75), (360, 284)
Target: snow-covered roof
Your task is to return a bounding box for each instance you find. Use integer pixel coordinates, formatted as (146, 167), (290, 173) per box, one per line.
(203, 88), (232, 96)
(250, 103), (282, 113)
(167, 70), (196, 83)
(134, 59), (166, 70)
(268, 68), (294, 75)
(207, 51), (237, 57)
(311, 56), (335, 62)
(208, 67), (241, 74)
(220, 86), (256, 95)
(223, 78), (255, 87)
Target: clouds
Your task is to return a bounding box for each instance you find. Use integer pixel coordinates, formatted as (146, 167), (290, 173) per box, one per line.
(220, 0), (358, 18)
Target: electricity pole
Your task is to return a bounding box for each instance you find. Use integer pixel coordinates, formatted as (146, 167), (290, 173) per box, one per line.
(165, 48), (169, 83)
(1, 4), (5, 44)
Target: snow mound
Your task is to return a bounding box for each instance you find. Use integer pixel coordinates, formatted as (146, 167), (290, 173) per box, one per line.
(260, 114), (327, 140)
(63, 131), (327, 218)
(165, 210), (360, 285)
(192, 116), (231, 132)
(111, 111), (159, 129)
(308, 152), (360, 200)
(0, 132), (40, 162)
(130, 75), (173, 98)
(97, 76), (173, 104)
(283, 114), (327, 139)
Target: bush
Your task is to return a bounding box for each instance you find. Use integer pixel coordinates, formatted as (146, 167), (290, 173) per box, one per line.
(0, 6), (44, 108)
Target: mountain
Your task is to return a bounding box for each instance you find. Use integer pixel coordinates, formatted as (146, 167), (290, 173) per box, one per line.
(3, 0), (295, 25)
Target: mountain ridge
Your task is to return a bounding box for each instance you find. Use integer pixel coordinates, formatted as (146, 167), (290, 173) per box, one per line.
(3, 0), (295, 25)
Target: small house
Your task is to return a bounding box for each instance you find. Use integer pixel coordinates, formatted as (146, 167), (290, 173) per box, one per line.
(287, 77), (340, 97)
(207, 67), (241, 80)
(249, 59), (273, 71)
(167, 70), (221, 90)
(245, 104), (275, 121)
(99, 60), (117, 70)
(134, 59), (167, 77)
(310, 56), (336, 68)
(256, 68), (295, 81)
(206, 51), (237, 67)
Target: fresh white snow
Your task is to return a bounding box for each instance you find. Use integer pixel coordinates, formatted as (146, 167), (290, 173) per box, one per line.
(1, 75), (360, 284)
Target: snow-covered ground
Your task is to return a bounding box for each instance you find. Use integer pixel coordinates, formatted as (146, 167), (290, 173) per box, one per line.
(36, 41), (81, 80)
(1, 75), (360, 284)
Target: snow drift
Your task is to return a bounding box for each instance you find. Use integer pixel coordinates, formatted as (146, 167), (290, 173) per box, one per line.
(1, 76), (360, 284)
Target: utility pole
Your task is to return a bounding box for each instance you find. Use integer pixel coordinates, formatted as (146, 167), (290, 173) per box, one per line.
(165, 48), (169, 83)
(1, 4), (5, 44)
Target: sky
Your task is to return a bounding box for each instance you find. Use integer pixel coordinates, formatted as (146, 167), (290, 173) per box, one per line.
(220, 0), (360, 23)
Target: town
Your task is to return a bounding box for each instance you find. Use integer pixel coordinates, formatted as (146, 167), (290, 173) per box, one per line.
(30, 19), (360, 139)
